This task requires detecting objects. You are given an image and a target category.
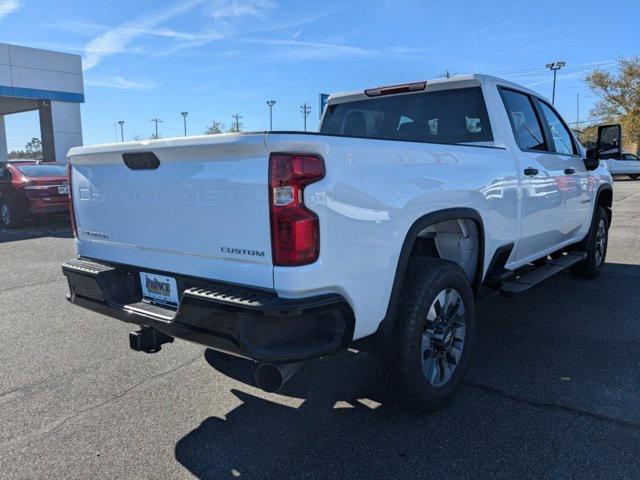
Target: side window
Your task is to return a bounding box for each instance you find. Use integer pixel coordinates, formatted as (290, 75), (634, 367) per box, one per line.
(499, 88), (546, 151)
(537, 101), (576, 155)
(0, 168), (11, 180)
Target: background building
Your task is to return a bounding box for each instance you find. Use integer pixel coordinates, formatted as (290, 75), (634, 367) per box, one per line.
(0, 43), (84, 164)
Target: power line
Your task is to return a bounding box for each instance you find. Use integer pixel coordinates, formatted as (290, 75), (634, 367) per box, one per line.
(300, 103), (311, 132)
(232, 113), (243, 132)
(150, 118), (163, 139)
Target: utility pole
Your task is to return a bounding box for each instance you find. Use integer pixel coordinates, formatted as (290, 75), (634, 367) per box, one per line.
(232, 113), (243, 132)
(181, 112), (188, 136)
(266, 100), (276, 131)
(118, 121), (125, 142)
(576, 93), (580, 142)
(545, 61), (566, 105)
(300, 103), (311, 132)
(150, 118), (163, 139)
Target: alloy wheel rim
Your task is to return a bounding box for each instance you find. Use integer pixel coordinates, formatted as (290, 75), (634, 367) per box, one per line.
(421, 288), (466, 387)
(1, 205), (9, 226)
(594, 218), (606, 267)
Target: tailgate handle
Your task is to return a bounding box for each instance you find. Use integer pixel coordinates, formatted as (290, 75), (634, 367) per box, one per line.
(122, 152), (160, 170)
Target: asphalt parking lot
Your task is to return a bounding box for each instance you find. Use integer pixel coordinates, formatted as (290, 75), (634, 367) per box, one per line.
(1, 181), (640, 480)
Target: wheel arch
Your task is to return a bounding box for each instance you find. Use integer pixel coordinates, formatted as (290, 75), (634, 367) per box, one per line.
(383, 208), (485, 324)
(596, 184), (613, 226)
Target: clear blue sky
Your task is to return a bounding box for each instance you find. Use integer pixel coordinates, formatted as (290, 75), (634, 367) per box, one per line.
(1, 0), (638, 151)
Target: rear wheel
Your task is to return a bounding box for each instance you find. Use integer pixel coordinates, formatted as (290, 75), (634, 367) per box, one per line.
(391, 258), (475, 412)
(571, 206), (608, 278)
(0, 202), (24, 228)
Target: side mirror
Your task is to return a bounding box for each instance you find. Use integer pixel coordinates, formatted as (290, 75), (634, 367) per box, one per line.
(596, 124), (622, 160)
(583, 124), (622, 171)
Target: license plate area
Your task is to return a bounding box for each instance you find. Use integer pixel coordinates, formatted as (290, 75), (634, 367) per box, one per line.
(140, 272), (179, 308)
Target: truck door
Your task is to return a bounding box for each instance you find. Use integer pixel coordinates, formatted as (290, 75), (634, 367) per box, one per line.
(534, 99), (592, 242)
(498, 87), (566, 262)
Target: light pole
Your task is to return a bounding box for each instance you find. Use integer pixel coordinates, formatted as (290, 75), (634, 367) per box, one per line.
(181, 112), (188, 136)
(266, 100), (276, 131)
(118, 121), (125, 142)
(300, 103), (311, 132)
(545, 61), (566, 105)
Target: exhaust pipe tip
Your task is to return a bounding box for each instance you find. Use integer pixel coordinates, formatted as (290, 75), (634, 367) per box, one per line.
(254, 364), (284, 393)
(254, 362), (303, 393)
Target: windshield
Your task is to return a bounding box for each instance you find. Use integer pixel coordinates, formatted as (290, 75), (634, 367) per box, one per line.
(320, 86), (493, 144)
(16, 164), (66, 178)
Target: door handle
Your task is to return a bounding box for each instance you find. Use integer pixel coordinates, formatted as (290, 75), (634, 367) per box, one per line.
(564, 168), (576, 175)
(524, 167), (539, 176)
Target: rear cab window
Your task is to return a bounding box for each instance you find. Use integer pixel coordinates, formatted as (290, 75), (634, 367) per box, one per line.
(320, 87), (493, 145)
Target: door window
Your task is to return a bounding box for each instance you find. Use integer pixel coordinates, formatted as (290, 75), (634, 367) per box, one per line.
(537, 101), (576, 155)
(499, 88), (547, 152)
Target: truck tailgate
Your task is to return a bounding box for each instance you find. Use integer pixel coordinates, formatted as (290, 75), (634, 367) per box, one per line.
(69, 133), (273, 289)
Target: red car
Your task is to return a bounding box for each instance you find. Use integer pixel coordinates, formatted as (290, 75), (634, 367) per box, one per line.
(0, 160), (69, 228)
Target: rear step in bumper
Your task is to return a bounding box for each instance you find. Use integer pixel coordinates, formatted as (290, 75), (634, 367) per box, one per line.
(62, 258), (354, 362)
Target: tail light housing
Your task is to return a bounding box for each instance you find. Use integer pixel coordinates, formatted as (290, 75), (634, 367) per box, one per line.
(67, 163), (78, 238)
(269, 153), (324, 266)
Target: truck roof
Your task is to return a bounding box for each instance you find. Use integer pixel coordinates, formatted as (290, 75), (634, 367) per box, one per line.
(326, 74), (547, 105)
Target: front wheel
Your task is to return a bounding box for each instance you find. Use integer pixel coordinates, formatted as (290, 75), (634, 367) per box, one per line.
(392, 258), (475, 412)
(571, 206), (608, 278)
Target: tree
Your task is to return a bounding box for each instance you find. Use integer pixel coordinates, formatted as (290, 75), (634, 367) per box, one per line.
(586, 57), (640, 154)
(205, 120), (226, 135)
(24, 138), (43, 159)
(576, 124), (598, 148)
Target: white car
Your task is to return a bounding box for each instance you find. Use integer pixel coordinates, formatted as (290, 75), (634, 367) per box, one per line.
(62, 74), (616, 411)
(607, 152), (640, 179)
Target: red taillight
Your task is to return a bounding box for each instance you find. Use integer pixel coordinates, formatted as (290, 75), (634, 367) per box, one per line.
(67, 163), (78, 238)
(269, 153), (324, 266)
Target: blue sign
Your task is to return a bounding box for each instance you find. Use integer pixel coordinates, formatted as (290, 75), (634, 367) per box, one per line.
(319, 93), (330, 119)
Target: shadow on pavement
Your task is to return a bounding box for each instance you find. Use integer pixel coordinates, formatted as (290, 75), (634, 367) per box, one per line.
(0, 215), (72, 243)
(174, 262), (640, 479)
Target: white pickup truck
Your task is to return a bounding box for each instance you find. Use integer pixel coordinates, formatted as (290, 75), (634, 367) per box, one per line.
(63, 74), (619, 411)
(607, 152), (640, 179)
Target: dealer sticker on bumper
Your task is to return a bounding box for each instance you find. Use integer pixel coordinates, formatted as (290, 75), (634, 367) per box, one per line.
(140, 272), (179, 307)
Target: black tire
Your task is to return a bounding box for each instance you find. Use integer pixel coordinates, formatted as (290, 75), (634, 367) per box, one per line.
(390, 257), (476, 412)
(630, 175), (639, 180)
(571, 206), (608, 278)
(0, 201), (24, 229)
